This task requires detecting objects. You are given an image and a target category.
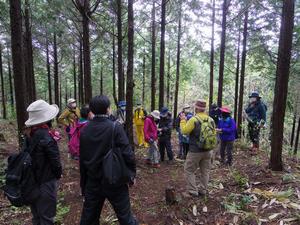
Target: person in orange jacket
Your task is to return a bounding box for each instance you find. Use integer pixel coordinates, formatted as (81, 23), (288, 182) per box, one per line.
(133, 102), (148, 147)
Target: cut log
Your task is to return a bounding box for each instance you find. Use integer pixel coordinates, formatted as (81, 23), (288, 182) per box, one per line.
(165, 187), (177, 205)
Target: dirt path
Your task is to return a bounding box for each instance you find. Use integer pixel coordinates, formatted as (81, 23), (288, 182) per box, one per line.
(0, 121), (300, 225)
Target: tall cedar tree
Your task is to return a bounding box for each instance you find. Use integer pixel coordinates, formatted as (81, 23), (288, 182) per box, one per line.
(159, 0), (167, 110)
(46, 35), (52, 104)
(117, 0), (125, 102)
(112, 27), (118, 106)
(270, 0), (295, 171)
(209, 0), (215, 110)
(142, 52), (146, 105)
(73, 49), (77, 100)
(166, 49), (171, 108)
(6, 47), (14, 111)
(24, 0), (36, 103)
(237, 10), (248, 136)
(291, 113), (297, 147)
(79, 39), (84, 105)
(217, 0), (228, 107)
(294, 117), (300, 155)
(73, 0), (101, 103)
(53, 33), (59, 106)
(173, 0), (182, 125)
(9, 0), (27, 142)
(150, 1), (156, 111)
(126, 0), (134, 145)
(0, 44), (6, 119)
(234, 28), (241, 122)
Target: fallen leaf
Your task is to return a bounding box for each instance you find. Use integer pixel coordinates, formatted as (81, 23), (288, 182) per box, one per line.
(289, 202), (300, 210)
(269, 198), (276, 206)
(283, 218), (298, 222)
(233, 215), (239, 224)
(219, 183), (224, 189)
(258, 218), (268, 222)
(253, 182), (261, 185)
(192, 205), (197, 216)
(268, 213), (280, 220)
(279, 221), (283, 225)
(262, 201), (268, 209)
(202, 206), (208, 213)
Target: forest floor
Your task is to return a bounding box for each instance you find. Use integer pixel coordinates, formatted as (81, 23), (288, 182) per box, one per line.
(0, 119), (300, 225)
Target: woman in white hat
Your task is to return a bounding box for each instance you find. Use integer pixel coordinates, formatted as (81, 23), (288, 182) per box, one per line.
(58, 98), (80, 139)
(143, 110), (161, 167)
(24, 99), (62, 225)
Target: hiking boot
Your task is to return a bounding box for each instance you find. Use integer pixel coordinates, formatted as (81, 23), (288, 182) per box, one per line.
(144, 159), (151, 165)
(152, 163), (160, 168)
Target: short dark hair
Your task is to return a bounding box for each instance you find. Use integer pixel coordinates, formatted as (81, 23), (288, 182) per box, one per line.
(80, 105), (90, 119)
(89, 95), (110, 115)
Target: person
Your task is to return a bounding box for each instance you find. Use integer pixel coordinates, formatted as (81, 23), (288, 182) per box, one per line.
(180, 99), (216, 197)
(181, 112), (193, 159)
(133, 102), (147, 147)
(115, 100), (127, 127)
(144, 110), (161, 168)
(58, 98), (80, 139)
(175, 105), (193, 159)
(158, 107), (174, 162)
(245, 91), (267, 154)
(24, 99), (62, 225)
(68, 105), (90, 160)
(79, 95), (137, 225)
(216, 106), (237, 166)
(209, 103), (221, 126)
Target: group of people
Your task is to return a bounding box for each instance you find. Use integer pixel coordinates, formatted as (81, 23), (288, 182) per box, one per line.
(14, 90), (267, 225)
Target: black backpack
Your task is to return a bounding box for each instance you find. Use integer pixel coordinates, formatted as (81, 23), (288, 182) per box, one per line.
(102, 122), (133, 186)
(2, 137), (41, 207)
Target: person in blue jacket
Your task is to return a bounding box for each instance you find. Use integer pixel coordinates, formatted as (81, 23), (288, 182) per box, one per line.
(245, 92), (267, 153)
(216, 106), (237, 166)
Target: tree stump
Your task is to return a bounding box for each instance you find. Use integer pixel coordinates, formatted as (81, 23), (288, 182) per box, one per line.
(165, 187), (177, 205)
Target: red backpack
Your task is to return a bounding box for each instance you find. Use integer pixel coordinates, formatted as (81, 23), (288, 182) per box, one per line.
(68, 121), (88, 158)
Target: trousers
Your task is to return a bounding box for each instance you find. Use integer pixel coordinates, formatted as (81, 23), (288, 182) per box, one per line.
(159, 138), (173, 161)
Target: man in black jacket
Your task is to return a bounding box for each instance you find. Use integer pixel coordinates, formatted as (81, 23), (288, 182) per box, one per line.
(80, 95), (137, 225)
(158, 107), (174, 162)
(24, 100), (62, 225)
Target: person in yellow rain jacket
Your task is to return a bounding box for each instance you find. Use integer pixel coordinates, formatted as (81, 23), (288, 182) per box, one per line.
(133, 103), (148, 147)
(58, 98), (81, 139)
(180, 99), (216, 198)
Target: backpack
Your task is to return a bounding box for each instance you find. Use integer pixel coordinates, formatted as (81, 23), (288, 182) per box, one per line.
(2, 137), (41, 207)
(194, 116), (217, 150)
(102, 122), (133, 186)
(68, 122), (87, 157)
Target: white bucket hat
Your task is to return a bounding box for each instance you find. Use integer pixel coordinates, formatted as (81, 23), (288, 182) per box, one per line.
(151, 110), (160, 120)
(25, 100), (59, 127)
(67, 98), (76, 105)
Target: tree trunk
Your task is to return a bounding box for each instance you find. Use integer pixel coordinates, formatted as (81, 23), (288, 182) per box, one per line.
(100, 63), (103, 95)
(46, 35), (52, 104)
(209, 0), (215, 111)
(112, 27), (118, 106)
(79, 40), (84, 105)
(142, 52), (146, 105)
(294, 117), (300, 155)
(270, 0), (295, 171)
(6, 47), (14, 111)
(24, 0), (36, 103)
(82, 1), (92, 104)
(125, 0), (134, 145)
(117, 0), (124, 102)
(0, 44), (7, 119)
(173, 1), (182, 126)
(167, 49), (171, 108)
(237, 10), (248, 136)
(159, 0), (167, 110)
(217, 0), (228, 107)
(53, 32), (59, 106)
(150, 1), (156, 111)
(9, 0), (27, 142)
(73, 49), (77, 100)
(234, 28), (241, 122)
(291, 113), (296, 147)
